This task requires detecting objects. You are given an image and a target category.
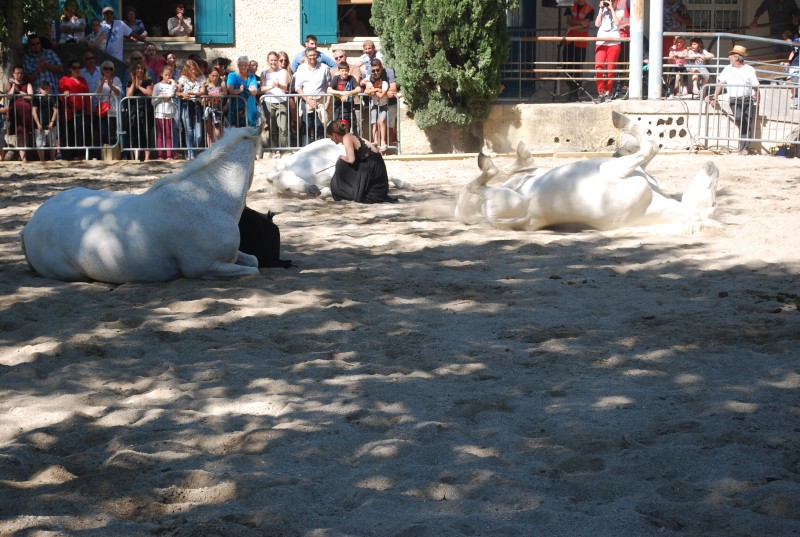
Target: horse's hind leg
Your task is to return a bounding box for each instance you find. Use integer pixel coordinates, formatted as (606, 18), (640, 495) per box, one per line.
(503, 141), (535, 175)
(601, 113), (659, 181)
(611, 112), (658, 171)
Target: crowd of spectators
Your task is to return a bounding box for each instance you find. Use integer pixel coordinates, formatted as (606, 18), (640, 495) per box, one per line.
(2, 12), (399, 162)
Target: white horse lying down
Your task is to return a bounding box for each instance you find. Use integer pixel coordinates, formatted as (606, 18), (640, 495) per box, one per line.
(456, 112), (720, 232)
(265, 139), (410, 197)
(22, 127), (262, 283)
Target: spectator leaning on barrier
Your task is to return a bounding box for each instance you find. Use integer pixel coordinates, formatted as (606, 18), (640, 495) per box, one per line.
(709, 45), (760, 156)
(780, 29), (800, 108)
(32, 81), (58, 161)
(327, 61), (360, 132)
(662, 0), (691, 62)
(294, 47), (331, 146)
(80, 51), (102, 92)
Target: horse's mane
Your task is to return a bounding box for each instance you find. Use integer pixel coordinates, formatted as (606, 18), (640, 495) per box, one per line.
(147, 127), (260, 192)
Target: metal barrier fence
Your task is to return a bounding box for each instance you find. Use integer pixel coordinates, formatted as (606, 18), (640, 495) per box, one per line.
(500, 30), (799, 103)
(501, 30), (632, 101)
(260, 92), (400, 155)
(697, 82), (800, 154)
(1, 91), (401, 161)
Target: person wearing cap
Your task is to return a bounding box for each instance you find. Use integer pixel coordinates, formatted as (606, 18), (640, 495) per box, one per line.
(101, 6), (147, 61)
(96, 60), (122, 146)
(709, 45), (760, 155)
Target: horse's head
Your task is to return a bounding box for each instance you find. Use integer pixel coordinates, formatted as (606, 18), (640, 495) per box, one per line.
(148, 127), (261, 193)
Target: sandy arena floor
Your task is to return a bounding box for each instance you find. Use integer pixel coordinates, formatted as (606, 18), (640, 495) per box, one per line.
(0, 150), (798, 536)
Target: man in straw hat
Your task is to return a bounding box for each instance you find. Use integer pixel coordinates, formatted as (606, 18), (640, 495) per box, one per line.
(709, 45), (760, 155)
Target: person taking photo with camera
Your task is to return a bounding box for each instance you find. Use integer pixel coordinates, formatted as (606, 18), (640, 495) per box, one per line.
(594, 0), (623, 102)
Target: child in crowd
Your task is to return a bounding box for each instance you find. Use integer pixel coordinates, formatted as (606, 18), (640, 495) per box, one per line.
(667, 35), (689, 97)
(32, 81), (58, 161)
(364, 59), (389, 152)
(203, 68), (226, 146)
(152, 65), (178, 159)
(686, 37), (714, 96)
(327, 61), (360, 132)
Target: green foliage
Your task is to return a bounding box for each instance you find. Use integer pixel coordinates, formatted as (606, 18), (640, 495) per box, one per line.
(0, 0), (64, 41)
(371, 0), (515, 130)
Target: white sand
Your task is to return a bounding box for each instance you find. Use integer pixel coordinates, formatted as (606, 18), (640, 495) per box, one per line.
(0, 152), (799, 536)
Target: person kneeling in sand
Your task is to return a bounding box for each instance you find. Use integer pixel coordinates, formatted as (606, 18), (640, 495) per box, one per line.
(327, 120), (394, 203)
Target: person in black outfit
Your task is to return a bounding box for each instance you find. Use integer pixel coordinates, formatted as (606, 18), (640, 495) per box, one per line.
(327, 120), (393, 203)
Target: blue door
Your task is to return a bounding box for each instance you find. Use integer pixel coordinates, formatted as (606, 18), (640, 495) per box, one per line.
(196, 0), (234, 44)
(300, 0), (337, 44)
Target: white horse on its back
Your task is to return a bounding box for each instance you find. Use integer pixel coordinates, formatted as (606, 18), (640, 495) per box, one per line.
(22, 127), (262, 283)
(265, 139), (344, 197)
(456, 112), (719, 233)
(264, 139), (411, 197)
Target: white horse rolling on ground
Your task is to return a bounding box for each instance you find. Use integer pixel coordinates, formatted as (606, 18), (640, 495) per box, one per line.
(264, 139), (410, 197)
(22, 127), (263, 283)
(456, 112), (720, 233)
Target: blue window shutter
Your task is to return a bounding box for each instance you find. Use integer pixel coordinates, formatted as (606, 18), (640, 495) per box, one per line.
(196, 0), (235, 44)
(300, 0), (337, 44)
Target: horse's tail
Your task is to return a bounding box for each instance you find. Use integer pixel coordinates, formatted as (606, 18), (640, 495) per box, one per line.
(681, 161), (720, 233)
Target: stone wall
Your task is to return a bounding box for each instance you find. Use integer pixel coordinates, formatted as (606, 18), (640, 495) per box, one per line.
(397, 98), (709, 155)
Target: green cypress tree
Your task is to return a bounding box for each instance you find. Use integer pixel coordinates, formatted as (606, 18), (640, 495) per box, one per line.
(371, 0), (514, 132)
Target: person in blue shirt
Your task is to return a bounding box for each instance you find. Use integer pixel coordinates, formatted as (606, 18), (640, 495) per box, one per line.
(291, 35), (337, 72)
(227, 56), (260, 128)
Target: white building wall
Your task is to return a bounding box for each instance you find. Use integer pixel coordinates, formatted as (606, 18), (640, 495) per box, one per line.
(202, 0), (303, 66)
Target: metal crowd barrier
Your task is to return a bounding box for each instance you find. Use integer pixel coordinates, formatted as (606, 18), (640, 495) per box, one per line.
(0, 92), (251, 161)
(501, 32), (631, 101)
(1, 91), (401, 161)
(259, 91), (401, 155)
(696, 82), (800, 153)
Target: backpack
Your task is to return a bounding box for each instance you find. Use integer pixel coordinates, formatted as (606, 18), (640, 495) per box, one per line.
(238, 207), (293, 268)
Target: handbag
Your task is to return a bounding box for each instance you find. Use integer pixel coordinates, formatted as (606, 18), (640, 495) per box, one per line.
(95, 101), (110, 117)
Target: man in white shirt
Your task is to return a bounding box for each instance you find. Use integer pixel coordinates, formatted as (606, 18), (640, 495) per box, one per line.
(80, 51), (102, 92)
(358, 40), (384, 79)
(294, 48), (331, 146)
(709, 45), (760, 155)
(101, 6), (147, 61)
